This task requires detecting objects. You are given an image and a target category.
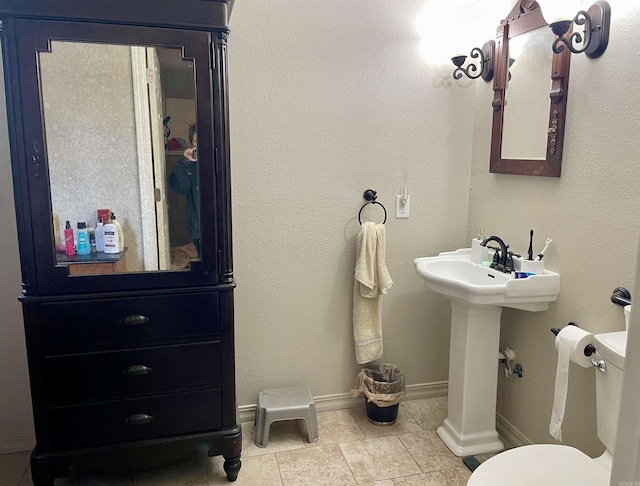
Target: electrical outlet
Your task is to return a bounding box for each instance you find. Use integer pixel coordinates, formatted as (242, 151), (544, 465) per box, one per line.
(395, 195), (410, 219)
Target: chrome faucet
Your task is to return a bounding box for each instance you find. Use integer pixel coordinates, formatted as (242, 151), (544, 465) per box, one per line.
(480, 235), (512, 272)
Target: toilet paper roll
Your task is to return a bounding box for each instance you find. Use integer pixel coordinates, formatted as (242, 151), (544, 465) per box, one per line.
(554, 325), (594, 368)
(549, 325), (595, 441)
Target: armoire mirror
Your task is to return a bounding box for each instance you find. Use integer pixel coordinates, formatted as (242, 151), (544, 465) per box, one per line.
(40, 41), (198, 274)
(489, 0), (571, 177)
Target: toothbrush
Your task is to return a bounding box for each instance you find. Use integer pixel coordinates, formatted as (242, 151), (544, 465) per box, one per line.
(535, 238), (552, 261)
(527, 230), (534, 260)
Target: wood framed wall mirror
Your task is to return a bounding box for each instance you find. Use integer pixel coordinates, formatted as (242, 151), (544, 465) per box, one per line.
(489, 0), (571, 177)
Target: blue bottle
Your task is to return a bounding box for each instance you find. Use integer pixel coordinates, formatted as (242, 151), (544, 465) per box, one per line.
(76, 222), (91, 255)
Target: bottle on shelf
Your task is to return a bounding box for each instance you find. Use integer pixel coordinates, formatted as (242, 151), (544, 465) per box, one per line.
(88, 227), (96, 253)
(64, 221), (75, 256)
(110, 212), (124, 251)
(95, 218), (105, 252)
(103, 217), (120, 254)
(76, 222), (91, 255)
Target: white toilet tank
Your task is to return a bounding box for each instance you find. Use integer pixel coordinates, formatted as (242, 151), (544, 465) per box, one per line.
(594, 331), (627, 455)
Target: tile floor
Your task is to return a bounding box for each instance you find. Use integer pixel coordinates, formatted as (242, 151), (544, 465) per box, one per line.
(0, 397), (483, 486)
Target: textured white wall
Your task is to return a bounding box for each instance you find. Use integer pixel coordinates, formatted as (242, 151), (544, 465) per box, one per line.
(469, 1), (640, 457)
(228, 0), (475, 406)
(0, 47), (35, 453)
(0, 1), (476, 447)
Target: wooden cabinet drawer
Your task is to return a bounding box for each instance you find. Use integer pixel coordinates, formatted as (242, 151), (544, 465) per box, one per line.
(45, 342), (221, 405)
(39, 292), (220, 353)
(49, 388), (222, 451)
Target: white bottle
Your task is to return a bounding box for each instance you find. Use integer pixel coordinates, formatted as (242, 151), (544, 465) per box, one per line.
(95, 219), (105, 252)
(103, 219), (120, 254)
(110, 212), (125, 252)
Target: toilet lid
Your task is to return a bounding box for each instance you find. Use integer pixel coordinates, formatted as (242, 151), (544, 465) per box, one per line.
(467, 444), (610, 486)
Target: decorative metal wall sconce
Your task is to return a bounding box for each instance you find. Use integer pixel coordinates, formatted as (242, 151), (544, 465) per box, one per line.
(451, 40), (495, 81)
(549, 0), (611, 58)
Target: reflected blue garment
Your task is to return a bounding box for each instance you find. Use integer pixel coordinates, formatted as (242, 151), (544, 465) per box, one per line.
(168, 156), (200, 241)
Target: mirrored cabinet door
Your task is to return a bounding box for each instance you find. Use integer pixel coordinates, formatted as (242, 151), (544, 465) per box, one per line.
(8, 19), (226, 295)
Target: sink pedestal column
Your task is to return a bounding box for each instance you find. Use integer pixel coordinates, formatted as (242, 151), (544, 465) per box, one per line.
(437, 302), (505, 456)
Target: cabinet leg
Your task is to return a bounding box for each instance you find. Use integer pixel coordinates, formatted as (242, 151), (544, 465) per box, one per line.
(223, 455), (241, 482)
(30, 457), (55, 486)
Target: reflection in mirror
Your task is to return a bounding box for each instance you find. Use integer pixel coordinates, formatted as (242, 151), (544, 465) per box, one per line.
(39, 42), (198, 274)
(501, 27), (555, 160)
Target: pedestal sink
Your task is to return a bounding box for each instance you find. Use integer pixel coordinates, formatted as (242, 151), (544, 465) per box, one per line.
(414, 248), (560, 456)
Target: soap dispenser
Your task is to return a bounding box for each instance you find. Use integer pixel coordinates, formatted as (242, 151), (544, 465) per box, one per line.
(471, 228), (488, 264)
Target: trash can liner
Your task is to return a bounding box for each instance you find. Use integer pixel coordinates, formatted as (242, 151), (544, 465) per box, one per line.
(351, 363), (405, 408)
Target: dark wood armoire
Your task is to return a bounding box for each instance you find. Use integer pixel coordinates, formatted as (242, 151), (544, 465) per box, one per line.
(0, 1), (241, 484)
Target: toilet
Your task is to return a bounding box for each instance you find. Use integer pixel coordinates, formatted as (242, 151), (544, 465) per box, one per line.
(468, 330), (627, 486)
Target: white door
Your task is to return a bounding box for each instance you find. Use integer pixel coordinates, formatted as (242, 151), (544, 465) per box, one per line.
(146, 47), (171, 270)
(130, 46), (170, 271)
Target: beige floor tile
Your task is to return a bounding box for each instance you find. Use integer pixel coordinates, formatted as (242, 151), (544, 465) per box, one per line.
(398, 431), (463, 473)
(300, 409), (364, 447)
(0, 451), (30, 486)
(276, 443), (356, 486)
(401, 397), (448, 430)
(17, 473), (32, 486)
(9, 396), (461, 485)
(208, 454), (283, 486)
(132, 464), (207, 485)
(391, 467), (471, 486)
(338, 435), (421, 483)
(241, 421), (306, 457)
(351, 404), (423, 438)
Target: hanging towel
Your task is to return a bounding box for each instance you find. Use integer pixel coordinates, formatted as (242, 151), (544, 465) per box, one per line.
(353, 222), (393, 364)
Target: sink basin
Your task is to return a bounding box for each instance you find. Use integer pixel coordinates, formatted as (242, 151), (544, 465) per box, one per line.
(413, 248), (560, 311)
(413, 247), (561, 456)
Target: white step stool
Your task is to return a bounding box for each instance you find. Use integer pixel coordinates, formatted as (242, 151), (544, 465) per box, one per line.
(255, 387), (318, 448)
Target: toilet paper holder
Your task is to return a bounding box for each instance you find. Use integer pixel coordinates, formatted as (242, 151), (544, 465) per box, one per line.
(551, 323), (605, 372)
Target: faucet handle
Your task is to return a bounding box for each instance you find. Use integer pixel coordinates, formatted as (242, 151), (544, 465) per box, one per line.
(505, 253), (516, 272)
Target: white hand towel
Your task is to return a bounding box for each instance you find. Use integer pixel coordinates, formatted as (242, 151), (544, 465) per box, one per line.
(375, 224), (393, 295)
(353, 222), (393, 364)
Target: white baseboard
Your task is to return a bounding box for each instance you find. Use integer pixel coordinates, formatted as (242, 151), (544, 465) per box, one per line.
(238, 381), (448, 423)
(0, 433), (35, 455)
(496, 412), (532, 449)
